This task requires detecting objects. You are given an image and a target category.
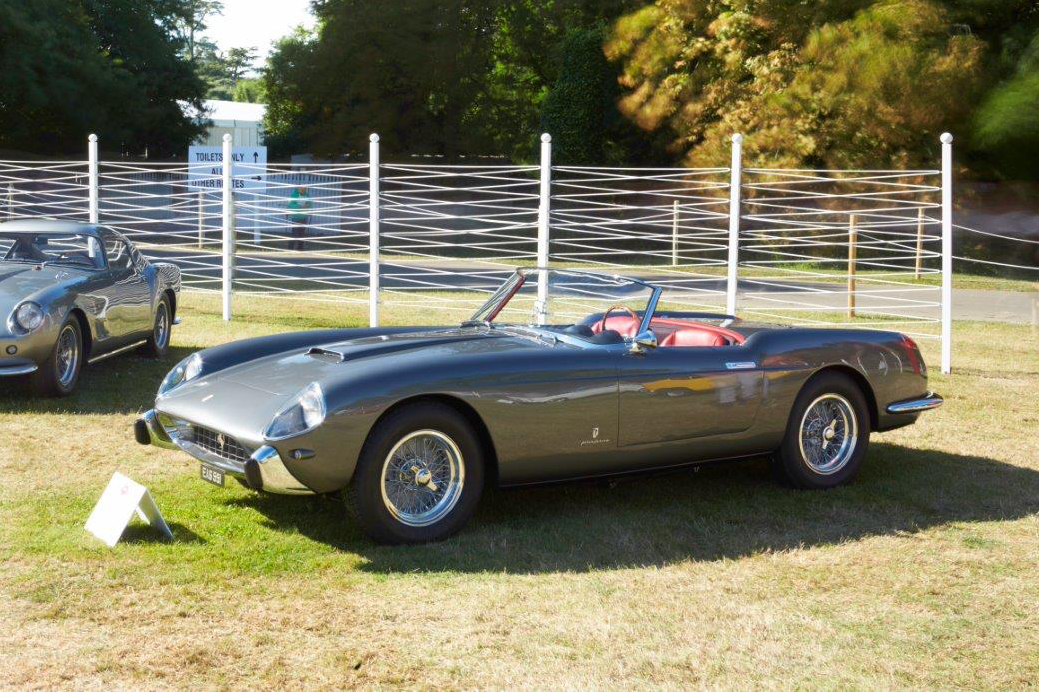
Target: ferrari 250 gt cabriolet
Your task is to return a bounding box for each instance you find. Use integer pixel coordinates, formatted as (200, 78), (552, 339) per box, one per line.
(137, 268), (941, 543)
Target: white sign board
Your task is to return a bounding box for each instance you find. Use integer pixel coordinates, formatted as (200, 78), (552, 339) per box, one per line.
(188, 145), (267, 191)
(85, 472), (173, 547)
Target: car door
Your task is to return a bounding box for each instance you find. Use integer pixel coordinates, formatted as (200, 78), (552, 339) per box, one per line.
(471, 341), (622, 485)
(98, 230), (152, 341)
(617, 342), (764, 447)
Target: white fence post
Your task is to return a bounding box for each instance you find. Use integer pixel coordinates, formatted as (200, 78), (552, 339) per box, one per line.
(726, 133), (743, 316)
(221, 133), (234, 321)
(197, 190), (204, 248)
(940, 132), (953, 374)
(672, 200), (679, 267)
(536, 133), (552, 325)
(88, 134), (99, 223)
(6, 183), (13, 218)
(369, 133), (380, 328)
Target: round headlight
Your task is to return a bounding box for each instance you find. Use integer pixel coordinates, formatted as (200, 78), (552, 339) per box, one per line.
(264, 382), (326, 440)
(13, 302), (44, 333)
(158, 352), (203, 396)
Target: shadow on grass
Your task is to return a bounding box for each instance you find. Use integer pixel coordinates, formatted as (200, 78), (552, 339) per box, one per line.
(121, 521), (206, 545)
(0, 345), (195, 415)
(229, 442), (1039, 574)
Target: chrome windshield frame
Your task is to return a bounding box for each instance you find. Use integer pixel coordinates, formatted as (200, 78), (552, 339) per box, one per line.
(638, 283), (663, 337)
(466, 268), (663, 335)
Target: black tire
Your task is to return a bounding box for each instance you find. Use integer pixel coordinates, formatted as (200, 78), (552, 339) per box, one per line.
(345, 402), (485, 544)
(31, 316), (83, 397)
(140, 295), (171, 358)
(772, 371), (870, 489)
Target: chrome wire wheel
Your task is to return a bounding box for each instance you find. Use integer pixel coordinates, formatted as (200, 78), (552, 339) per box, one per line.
(154, 303), (169, 348)
(55, 324), (79, 388)
(380, 429), (465, 527)
(798, 393), (858, 475)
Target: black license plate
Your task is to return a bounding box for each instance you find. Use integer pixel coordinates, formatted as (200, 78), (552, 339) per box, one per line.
(200, 463), (225, 487)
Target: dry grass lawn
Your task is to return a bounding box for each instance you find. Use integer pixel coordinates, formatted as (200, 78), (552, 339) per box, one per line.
(1, 292), (1037, 689)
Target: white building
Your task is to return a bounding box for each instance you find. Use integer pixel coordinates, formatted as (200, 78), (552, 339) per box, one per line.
(184, 99), (266, 147)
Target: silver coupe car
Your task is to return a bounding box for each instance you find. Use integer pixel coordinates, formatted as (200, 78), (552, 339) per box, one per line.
(0, 219), (181, 395)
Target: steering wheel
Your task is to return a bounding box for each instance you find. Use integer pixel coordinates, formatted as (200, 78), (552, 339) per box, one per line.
(597, 305), (639, 335)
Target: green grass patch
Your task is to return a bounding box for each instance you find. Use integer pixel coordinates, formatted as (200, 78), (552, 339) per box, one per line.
(1, 291), (1037, 687)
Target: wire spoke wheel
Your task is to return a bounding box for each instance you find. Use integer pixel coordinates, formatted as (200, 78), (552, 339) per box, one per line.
(380, 429), (465, 527)
(154, 304), (169, 348)
(55, 324), (80, 388)
(798, 393), (857, 475)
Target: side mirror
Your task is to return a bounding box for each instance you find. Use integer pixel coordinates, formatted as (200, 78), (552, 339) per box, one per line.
(629, 329), (657, 354)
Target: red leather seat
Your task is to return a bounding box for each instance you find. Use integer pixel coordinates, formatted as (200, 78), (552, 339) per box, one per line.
(659, 329), (729, 347)
(588, 313), (744, 347)
(592, 315), (641, 337)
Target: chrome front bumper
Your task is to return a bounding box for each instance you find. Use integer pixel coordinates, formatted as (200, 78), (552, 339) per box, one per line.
(886, 392), (944, 414)
(0, 362), (38, 376)
(135, 409), (313, 495)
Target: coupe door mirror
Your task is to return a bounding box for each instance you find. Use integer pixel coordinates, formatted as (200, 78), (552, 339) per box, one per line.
(629, 329), (657, 354)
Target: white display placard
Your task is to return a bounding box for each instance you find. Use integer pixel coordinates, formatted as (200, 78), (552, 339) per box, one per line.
(85, 472), (173, 547)
(187, 145), (267, 191)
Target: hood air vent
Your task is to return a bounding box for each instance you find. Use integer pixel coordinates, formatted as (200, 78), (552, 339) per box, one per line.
(305, 347), (345, 363)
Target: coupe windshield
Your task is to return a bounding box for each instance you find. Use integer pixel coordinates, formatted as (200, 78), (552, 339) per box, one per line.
(468, 269), (659, 340)
(0, 232), (105, 270)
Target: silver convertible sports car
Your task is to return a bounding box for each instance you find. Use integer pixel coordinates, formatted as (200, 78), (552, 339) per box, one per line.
(0, 219), (181, 396)
(137, 268), (942, 544)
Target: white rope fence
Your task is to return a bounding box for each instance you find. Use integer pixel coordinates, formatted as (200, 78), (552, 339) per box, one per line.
(6, 132), (1038, 372)
(550, 165), (733, 314)
(738, 167), (944, 339)
(376, 161), (540, 315)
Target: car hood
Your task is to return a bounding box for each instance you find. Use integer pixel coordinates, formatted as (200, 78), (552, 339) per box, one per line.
(218, 328), (540, 395)
(154, 327), (549, 438)
(0, 262), (88, 310)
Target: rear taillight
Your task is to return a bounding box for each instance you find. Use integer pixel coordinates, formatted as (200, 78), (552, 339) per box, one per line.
(899, 334), (922, 375)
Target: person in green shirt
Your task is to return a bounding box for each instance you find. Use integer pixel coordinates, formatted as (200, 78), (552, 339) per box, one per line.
(286, 185), (312, 250)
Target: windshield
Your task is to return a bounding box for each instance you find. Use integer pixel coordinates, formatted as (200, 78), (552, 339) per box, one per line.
(468, 269), (660, 341)
(0, 232), (105, 270)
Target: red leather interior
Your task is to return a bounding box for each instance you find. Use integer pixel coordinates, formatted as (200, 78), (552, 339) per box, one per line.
(596, 315), (642, 337)
(659, 329), (728, 347)
(590, 314), (745, 347)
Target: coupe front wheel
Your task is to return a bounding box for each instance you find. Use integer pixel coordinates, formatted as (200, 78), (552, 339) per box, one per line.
(346, 402), (484, 544)
(140, 296), (171, 358)
(32, 317), (82, 397)
(772, 371), (870, 489)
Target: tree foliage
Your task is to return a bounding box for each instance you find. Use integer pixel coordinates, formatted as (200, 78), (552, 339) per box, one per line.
(0, 0), (206, 156)
(196, 43), (259, 100)
(607, 0), (1039, 177)
(173, 0), (223, 62)
(972, 28), (1039, 179)
(540, 27), (612, 164)
(262, 0), (645, 161)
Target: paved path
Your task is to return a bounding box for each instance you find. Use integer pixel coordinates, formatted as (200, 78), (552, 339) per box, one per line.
(147, 249), (1038, 324)
(947, 288), (1038, 324)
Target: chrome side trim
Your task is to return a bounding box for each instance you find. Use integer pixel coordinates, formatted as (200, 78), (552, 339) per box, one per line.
(87, 339), (147, 364)
(886, 392), (944, 414)
(0, 363), (38, 376)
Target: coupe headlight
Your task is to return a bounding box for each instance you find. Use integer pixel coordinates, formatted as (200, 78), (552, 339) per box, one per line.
(264, 382), (326, 440)
(12, 302), (44, 333)
(157, 352), (203, 396)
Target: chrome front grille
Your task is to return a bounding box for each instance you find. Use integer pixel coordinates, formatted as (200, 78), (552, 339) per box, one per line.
(189, 424), (252, 463)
